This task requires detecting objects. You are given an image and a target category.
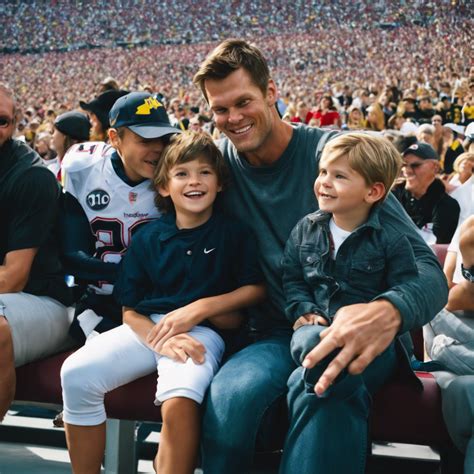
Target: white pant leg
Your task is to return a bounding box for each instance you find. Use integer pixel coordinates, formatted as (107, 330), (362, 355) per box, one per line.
(0, 292), (73, 367)
(155, 321), (225, 405)
(61, 324), (157, 426)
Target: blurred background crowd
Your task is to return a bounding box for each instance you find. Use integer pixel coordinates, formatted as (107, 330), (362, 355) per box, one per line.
(1, 0), (472, 174)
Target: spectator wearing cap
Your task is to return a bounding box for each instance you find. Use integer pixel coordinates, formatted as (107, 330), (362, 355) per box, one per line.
(51, 111), (91, 180)
(393, 142), (460, 244)
(80, 89), (128, 142)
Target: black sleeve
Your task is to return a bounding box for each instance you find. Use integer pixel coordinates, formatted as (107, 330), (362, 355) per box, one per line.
(60, 191), (119, 282)
(432, 196), (461, 244)
(7, 167), (59, 252)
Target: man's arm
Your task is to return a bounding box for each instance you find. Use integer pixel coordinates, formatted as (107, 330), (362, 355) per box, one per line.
(3, 167), (61, 294)
(446, 216), (474, 311)
(432, 195), (460, 244)
(0, 248), (37, 293)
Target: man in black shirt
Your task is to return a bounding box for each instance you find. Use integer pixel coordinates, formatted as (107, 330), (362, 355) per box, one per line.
(0, 83), (72, 420)
(393, 142), (460, 244)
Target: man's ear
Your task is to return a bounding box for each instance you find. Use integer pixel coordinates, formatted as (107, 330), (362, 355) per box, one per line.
(108, 128), (119, 149)
(366, 182), (386, 204)
(266, 79), (277, 106)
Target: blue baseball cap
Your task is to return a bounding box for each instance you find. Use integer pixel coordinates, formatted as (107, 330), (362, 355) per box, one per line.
(109, 92), (179, 139)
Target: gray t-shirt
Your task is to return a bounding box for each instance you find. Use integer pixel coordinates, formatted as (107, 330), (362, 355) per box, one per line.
(219, 125), (332, 329)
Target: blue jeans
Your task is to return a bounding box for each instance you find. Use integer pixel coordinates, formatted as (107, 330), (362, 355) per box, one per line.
(279, 325), (397, 474)
(201, 329), (295, 474)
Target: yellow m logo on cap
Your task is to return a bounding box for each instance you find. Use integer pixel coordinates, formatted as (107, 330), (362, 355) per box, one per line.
(136, 97), (163, 115)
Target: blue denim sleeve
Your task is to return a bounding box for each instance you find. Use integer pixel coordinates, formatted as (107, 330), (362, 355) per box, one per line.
(377, 194), (448, 333)
(282, 222), (322, 322)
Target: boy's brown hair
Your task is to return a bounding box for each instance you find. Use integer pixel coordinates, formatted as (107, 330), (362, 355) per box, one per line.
(321, 132), (402, 201)
(153, 130), (228, 212)
(193, 39), (270, 102)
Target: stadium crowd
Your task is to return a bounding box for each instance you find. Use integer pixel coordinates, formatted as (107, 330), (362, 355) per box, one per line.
(1, 1), (474, 473)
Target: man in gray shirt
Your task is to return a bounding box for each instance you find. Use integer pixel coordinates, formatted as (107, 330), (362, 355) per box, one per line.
(168, 40), (447, 473)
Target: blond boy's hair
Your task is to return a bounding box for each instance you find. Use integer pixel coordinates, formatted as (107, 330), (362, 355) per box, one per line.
(153, 130), (228, 212)
(321, 132), (402, 201)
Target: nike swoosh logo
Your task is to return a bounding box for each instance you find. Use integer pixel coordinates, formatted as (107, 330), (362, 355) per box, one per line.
(204, 248), (215, 254)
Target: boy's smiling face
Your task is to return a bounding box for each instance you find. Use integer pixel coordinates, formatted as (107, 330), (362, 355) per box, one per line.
(159, 156), (221, 229)
(315, 155), (384, 231)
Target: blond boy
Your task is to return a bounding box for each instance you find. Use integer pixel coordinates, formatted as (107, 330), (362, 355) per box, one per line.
(282, 133), (419, 398)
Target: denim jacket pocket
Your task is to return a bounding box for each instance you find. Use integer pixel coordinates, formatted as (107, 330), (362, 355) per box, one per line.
(299, 244), (324, 284)
(349, 257), (385, 291)
(299, 244), (320, 266)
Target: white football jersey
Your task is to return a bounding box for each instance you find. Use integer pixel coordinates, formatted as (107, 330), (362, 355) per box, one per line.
(62, 142), (160, 294)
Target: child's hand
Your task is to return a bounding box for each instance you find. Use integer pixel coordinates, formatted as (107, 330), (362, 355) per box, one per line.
(146, 303), (203, 352)
(293, 313), (328, 330)
(159, 333), (206, 364)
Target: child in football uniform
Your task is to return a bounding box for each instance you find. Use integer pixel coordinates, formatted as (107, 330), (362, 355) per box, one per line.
(61, 92), (178, 342)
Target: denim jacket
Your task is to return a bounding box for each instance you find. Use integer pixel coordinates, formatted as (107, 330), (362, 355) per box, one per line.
(282, 207), (419, 323)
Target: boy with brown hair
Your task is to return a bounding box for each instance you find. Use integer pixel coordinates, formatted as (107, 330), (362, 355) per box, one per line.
(62, 130), (265, 474)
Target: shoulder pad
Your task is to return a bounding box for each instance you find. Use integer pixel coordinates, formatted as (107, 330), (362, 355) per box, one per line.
(62, 142), (113, 173)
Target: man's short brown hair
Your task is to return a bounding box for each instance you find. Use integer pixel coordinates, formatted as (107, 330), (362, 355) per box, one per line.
(193, 39), (270, 101)
(321, 132), (402, 202)
(153, 131), (228, 212)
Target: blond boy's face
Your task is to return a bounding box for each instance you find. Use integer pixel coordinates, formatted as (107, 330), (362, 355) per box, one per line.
(159, 156), (221, 228)
(315, 155), (383, 227)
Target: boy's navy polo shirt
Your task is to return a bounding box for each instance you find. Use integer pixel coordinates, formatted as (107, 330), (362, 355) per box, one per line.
(114, 210), (262, 317)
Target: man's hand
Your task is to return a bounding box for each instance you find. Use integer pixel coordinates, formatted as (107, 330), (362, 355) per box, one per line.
(293, 313), (328, 331)
(158, 333), (206, 364)
(301, 300), (401, 396)
(146, 302), (204, 352)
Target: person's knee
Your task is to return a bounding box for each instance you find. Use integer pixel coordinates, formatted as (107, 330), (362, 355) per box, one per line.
(290, 325), (324, 364)
(446, 377), (474, 408)
(61, 355), (95, 401)
(0, 316), (14, 360)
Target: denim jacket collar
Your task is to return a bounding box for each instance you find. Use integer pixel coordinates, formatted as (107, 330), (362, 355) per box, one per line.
(307, 205), (383, 233)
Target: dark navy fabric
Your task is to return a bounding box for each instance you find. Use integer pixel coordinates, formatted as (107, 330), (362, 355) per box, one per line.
(114, 211), (262, 317)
